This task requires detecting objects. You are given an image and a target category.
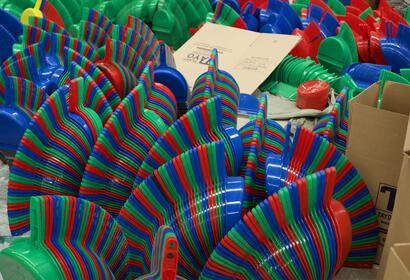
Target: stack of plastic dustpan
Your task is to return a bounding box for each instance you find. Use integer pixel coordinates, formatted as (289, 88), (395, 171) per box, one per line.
(7, 78), (104, 236)
(206, 0), (248, 29)
(95, 38), (143, 99)
(0, 0), (35, 19)
(72, 8), (161, 65)
(190, 48), (240, 128)
(117, 141), (245, 278)
(239, 101), (287, 212)
(375, 0), (408, 32)
(0, 9), (22, 63)
(200, 167), (352, 279)
(318, 22), (358, 74)
(301, 4), (340, 38)
(259, 0), (302, 34)
(337, 13), (371, 62)
(151, 0), (199, 49)
(210, 0), (241, 14)
(125, 14), (162, 52)
(137, 226), (182, 280)
(6, 31), (121, 109)
(0, 196), (131, 279)
(343, 62), (392, 90)
(105, 0), (211, 44)
(380, 23), (410, 73)
(134, 96), (243, 188)
(71, 19), (111, 49)
(265, 124), (378, 267)
(102, 0), (159, 24)
(143, 62), (177, 127)
(0, 76), (47, 163)
(154, 42), (190, 117)
(26, 14), (68, 34)
(79, 73), (168, 218)
(259, 55), (338, 101)
(313, 90), (350, 152)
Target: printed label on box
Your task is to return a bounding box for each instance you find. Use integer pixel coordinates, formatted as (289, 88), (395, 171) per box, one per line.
(375, 183), (397, 261)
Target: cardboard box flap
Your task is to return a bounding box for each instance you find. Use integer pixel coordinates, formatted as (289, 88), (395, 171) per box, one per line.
(350, 82), (380, 108)
(174, 23), (300, 94)
(405, 118), (410, 155)
(380, 82), (410, 116)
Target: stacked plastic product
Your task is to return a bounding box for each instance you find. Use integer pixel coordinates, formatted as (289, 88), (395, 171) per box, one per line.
(2, 0), (409, 278)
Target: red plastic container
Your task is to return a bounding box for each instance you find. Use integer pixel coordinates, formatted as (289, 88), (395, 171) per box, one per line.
(296, 80), (330, 110)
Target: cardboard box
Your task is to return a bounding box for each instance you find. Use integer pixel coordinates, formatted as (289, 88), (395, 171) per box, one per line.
(174, 23), (300, 94)
(382, 243), (410, 280)
(346, 82), (410, 264)
(378, 118), (410, 278)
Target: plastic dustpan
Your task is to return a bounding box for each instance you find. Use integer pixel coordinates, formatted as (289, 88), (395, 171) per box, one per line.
(154, 42), (189, 117)
(210, 0), (241, 14)
(302, 4), (340, 38)
(175, 0), (205, 28)
(201, 168), (351, 279)
(310, 0), (337, 18)
(344, 62), (392, 90)
(265, 124), (378, 268)
(79, 74), (167, 218)
(291, 21), (324, 62)
(152, 0), (191, 49)
(207, 0), (248, 29)
(0, 76), (47, 163)
(238, 93), (259, 115)
(190, 48), (240, 128)
(0, 8), (22, 40)
(118, 141), (244, 278)
(259, 1), (302, 35)
(0, 195), (131, 279)
(134, 96), (243, 187)
(7, 78), (104, 236)
(318, 23), (358, 74)
(257, 0), (284, 27)
(327, 0), (346, 15)
(238, 0), (268, 12)
(0, 24), (17, 64)
(380, 23), (410, 73)
(242, 2), (259, 31)
(137, 226), (183, 280)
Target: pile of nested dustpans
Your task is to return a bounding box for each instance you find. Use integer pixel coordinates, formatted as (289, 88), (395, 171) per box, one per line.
(0, 0), (399, 278)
